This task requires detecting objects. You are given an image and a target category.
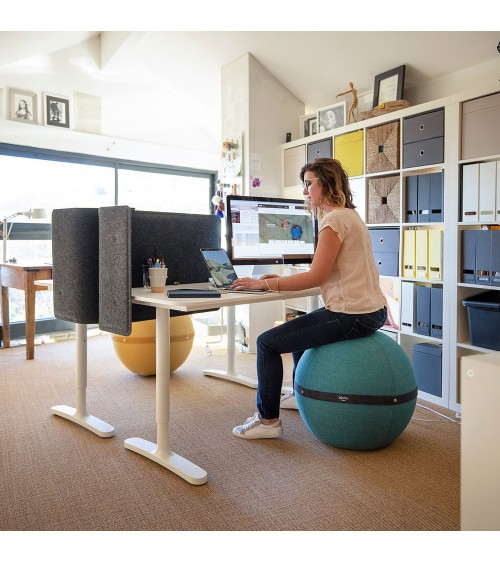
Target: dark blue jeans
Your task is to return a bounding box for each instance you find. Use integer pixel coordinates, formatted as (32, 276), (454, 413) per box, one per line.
(256, 306), (387, 419)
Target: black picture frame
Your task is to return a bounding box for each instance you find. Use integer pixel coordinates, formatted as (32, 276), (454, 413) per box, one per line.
(372, 65), (406, 108)
(44, 93), (70, 129)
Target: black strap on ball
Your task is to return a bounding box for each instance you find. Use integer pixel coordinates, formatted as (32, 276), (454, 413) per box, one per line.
(294, 383), (418, 406)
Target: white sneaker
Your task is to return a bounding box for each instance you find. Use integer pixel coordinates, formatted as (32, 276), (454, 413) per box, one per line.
(233, 412), (283, 439)
(280, 390), (298, 410)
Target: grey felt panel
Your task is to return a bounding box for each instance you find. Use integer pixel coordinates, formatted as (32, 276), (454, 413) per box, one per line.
(130, 210), (221, 323)
(98, 206), (221, 335)
(98, 206), (132, 336)
(51, 208), (99, 324)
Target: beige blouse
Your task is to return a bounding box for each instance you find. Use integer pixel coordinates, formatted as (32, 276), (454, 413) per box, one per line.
(319, 208), (386, 314)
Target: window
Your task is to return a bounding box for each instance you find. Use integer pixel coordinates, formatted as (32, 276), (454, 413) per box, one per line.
(0, 145), (216, 334)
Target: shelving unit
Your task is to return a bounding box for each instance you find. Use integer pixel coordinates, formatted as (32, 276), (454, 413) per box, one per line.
(281, 85), (500, 412)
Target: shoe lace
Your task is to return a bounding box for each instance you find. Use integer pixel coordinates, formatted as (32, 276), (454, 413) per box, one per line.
(241, 412), (261, 430)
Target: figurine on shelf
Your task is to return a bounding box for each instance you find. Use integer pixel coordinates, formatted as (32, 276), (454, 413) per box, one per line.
(336, 82), (358, 124)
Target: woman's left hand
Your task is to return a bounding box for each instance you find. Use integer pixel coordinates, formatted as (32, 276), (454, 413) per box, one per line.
(229, 277), (264, 291)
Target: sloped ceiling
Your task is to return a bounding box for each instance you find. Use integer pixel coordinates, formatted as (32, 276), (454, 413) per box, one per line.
(1, 31), (499, 154)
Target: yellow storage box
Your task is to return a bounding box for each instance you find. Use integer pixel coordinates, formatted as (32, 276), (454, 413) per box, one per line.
(334, 130), (364, 177)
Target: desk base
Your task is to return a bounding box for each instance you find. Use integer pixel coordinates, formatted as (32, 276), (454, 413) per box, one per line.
(51, 405), (115, 438)
(203, 369), (258, 389)
(124, 437), (208, 485)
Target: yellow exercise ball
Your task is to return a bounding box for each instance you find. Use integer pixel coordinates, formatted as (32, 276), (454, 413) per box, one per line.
(111, 316), (195, 376)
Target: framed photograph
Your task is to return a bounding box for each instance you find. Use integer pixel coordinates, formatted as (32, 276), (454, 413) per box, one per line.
(43, 92), (70, 128)
(300, 113), (318, 137)
(372, 65), (406, 108)
(9, 88), (38, 123)
(317, 101), (346, 133)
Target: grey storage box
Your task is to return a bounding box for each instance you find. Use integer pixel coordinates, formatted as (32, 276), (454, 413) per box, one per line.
(462, 291), (500, 351)
(307, 138), (332, 163)
(403, 109), (444, 169)
(372, 252), (399, 277)
(413, 343), (442, 397)
(369, 228), (399, 276)
(462, 92), (500, 160)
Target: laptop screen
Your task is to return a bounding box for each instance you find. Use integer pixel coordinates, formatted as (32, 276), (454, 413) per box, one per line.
(200, 248), (238, 287)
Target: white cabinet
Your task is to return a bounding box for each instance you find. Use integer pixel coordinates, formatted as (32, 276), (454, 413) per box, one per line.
(281, 85), (500, 413)
(460, 352), (500, 531)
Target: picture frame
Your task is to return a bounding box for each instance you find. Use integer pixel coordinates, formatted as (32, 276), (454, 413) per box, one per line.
(372, 65), (406, 108)
(9, 87), (38, 124)
(317, 101), (346, 133)
(300, 113), (318, 137)
(43, 92), (70, 129)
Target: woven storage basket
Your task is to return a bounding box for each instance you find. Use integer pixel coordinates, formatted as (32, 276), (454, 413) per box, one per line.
(366, 121), (400, 173)
(368, 175), (400, 223)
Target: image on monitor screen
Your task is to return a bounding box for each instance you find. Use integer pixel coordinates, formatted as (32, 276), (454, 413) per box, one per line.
(226, 195), (316, 265)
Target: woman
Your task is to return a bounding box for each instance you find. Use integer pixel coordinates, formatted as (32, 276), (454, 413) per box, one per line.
(231, 158), (387, 439)
(15, 99), (32, 120)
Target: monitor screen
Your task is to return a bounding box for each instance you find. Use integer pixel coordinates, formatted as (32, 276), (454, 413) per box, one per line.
(225, 195), (316, 265)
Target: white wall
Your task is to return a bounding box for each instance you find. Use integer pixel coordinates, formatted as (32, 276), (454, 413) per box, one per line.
(0, 35), (220, 171)
(221, 53), (304, 197)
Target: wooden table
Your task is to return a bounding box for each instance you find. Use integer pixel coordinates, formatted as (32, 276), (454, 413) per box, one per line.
(0, 262), (53, 360)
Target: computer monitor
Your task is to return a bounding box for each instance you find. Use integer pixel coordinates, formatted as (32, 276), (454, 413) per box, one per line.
(225, 195), (316, 266)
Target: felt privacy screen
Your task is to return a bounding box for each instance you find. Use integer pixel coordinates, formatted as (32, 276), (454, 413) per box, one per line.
(98, 206), (221, 336)
(52, 208), (100, 325)
(368, 175), (400, 224)
(366, 121), (400, 174)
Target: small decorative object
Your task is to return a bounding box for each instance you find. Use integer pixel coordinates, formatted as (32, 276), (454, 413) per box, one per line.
(212, 181), (225, 218)
(285, 132), (292, 142)
(336, 82), (358, 124)
(9, 87), (37, 123)
(43, 92), (70, 129)
(251, 177), (261, 188)
(317, 101), (346, 133)
(358, 99), (410, 121)
(372, 65), (406, 108)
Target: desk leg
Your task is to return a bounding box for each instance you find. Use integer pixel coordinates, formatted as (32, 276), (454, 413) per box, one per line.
(51, 323), (115, 437)
(124, 307), (208, 485)
(24, 271), (36, 360)
(1, 285), (11, 348)
(203, 305), (258, 388)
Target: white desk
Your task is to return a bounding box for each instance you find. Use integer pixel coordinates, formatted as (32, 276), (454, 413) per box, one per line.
(130, 283), (320, 485)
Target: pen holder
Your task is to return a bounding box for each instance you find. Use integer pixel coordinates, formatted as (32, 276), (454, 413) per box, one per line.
(149, 267), (168, 293)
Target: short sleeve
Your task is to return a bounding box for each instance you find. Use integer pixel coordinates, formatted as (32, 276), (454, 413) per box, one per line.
(319, 212), (348, 243)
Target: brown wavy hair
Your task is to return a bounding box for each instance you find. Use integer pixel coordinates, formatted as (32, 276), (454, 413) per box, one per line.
(300, 158), (355, 216)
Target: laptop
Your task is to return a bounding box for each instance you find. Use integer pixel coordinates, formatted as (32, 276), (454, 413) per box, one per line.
(200, 248), (269, 293)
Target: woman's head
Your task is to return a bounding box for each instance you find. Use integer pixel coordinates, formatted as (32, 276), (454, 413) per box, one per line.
(300, 158), (355, 212)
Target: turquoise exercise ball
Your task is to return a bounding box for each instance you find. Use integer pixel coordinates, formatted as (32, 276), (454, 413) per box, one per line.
(294, 331), (417, 450)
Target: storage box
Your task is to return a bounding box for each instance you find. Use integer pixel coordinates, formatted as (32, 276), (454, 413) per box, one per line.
(307, 138), (332, 163)
(369, 228), (400, 276)
(413, 343), (442, 397)
(366, 121), (400, 173)
(284, 145), (306, 187)
(403, 109), (444, 169)
(462, 92), (500, 160)
(368, 175), (400, 223)
(334, 130), (364, 177)
(462, 291), (500, 350)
